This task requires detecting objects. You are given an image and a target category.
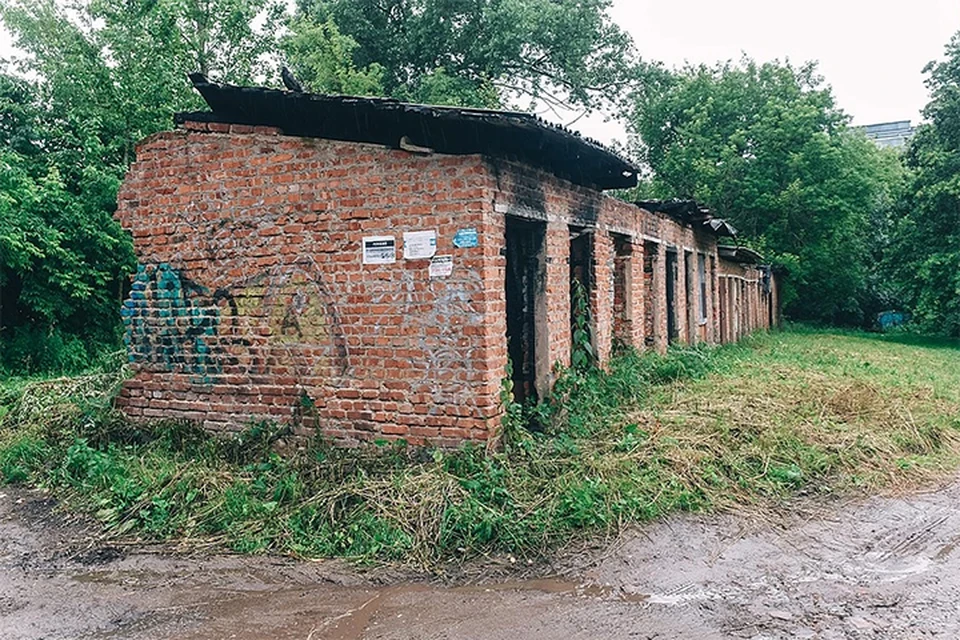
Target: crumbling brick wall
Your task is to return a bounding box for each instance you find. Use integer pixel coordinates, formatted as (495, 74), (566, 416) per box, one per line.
(717, 259), (776, 342)
(116, 123), (501, 446)
(116, 123), (765, 447)
(486, 159), (719, 378)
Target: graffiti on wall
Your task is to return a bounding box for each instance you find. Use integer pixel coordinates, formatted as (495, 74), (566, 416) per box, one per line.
(255, 263), (350, 380)
(123, 264), (228, 384)
(122, 260), (350, 385)
(364, 267), (485, 377)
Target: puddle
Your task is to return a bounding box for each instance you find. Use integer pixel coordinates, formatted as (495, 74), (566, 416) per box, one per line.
(454, 578), (649, 603)
(319, 578), (652, 640)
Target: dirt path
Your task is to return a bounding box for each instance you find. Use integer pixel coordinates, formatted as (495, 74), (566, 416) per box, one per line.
(3, 480), (960, 639)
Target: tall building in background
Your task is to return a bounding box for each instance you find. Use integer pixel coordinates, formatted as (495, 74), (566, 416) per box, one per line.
(858, 120), (916, 149)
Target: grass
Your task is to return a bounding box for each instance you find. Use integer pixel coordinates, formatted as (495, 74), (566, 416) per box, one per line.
(1, 327), (959, 570)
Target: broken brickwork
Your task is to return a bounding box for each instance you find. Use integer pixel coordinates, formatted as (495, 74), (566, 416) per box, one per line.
(115, 83), (779, 446)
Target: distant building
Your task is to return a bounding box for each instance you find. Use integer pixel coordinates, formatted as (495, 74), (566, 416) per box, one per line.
(858, 120), (916, 149)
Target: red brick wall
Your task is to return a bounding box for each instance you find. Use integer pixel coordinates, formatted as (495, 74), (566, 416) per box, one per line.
(116, 123), (500, 446)
(717, 259), (777, 343)
(116, 124), (770, 447)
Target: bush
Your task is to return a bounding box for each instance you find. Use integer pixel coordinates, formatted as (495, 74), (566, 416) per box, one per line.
(3, 328), (959, 570)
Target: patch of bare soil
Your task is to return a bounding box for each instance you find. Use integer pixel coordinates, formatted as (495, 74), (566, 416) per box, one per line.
(5, 479), (960, 639)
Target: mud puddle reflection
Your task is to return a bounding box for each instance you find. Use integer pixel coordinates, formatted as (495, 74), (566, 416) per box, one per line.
(155, 575), (654, 640)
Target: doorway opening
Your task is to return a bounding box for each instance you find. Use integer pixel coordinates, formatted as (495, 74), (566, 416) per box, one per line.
(666, 248), (680, 343)
(612, 234), (633, 350)
(505, 217), (547, 405)
(569, 226), (594, 367)
(643, 241), (658, 348)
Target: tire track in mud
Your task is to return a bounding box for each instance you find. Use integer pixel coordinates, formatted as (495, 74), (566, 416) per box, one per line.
(6, 481), (960, 639)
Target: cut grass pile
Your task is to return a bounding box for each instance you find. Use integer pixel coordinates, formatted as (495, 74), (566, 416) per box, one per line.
(0, 328), (958, 569)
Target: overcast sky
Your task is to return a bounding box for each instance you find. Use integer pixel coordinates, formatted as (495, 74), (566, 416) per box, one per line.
(575, 0), (959, 144)
(0, 0), (957, 147)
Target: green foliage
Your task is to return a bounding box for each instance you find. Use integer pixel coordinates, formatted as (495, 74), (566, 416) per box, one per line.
(0, 433), (47, 483)
(282, 14), (386, 95)
(2, 329), (960, 568)
(0, 0), (285, 373)
(630, 58), (906, 325)
(0, 74), (135, 373)
(292, 0), (639, 110)
(886, 31), (960, 336)
(570, 279), (595, 372)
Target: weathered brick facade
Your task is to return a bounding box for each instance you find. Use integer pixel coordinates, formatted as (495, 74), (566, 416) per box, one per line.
(115, 95), (778, 447)
(717, 253), (779, 343)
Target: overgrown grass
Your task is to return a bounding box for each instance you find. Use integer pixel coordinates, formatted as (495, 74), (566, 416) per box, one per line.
(1, 328), (959, 569)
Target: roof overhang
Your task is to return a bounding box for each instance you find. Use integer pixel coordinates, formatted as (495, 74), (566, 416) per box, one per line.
(718, 245), (766, 264)
(636, 199), (738, 238)
(177, 74), (641, 190)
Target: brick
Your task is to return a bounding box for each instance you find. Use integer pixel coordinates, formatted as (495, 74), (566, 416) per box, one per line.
(114, 128), (777, 449)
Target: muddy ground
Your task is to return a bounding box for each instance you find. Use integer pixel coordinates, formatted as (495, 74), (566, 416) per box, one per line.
(3, 480), (960, 639)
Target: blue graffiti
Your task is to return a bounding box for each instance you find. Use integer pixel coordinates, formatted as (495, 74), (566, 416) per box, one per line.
(122, 263), (223, 384)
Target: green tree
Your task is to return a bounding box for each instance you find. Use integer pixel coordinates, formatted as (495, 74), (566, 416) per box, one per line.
(887, 32), (960, 336)
(0, 0), (285, 372)
(282, 15), (386, 95)
(288, 0), (638, 110)
(630, 58), (903, 325)
(0, 74), (134, 372)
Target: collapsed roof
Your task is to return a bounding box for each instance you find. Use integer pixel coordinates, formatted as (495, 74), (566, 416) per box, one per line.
(177, 74), (640, 190)
(718, 245), (766, 264)
(636, 199), (738, 237)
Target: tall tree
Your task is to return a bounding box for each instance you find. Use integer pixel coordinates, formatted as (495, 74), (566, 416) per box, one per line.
(282, 14), (386, 95)
(0, 73), (134, 372)
(629, 58), (903, 325)
(0, 0), (285, 372)
(287, 0), (639, 111)
(887, 32), (960, 336)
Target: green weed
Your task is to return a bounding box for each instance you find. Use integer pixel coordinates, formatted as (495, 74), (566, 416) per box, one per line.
(1, 328), (959, 570)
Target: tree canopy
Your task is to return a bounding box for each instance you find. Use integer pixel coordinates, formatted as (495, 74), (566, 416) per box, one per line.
(886, 32), (960, 336)
(286, 0), (639, 110)
(629, 58), (905, 325)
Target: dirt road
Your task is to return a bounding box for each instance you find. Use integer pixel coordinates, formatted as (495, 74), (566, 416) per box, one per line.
(3, 480), (960, 639)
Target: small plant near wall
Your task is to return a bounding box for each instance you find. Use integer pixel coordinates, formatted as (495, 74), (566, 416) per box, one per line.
(570, 279), (595, 373)
(498, 358), (528, 448)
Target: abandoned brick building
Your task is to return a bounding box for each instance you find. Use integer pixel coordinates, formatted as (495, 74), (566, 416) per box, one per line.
(115, 75), (779, 446)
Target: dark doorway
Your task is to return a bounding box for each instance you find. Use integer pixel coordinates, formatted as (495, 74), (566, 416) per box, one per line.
(612, 234), (633, 349)
(666, 249), (679, 343)
(505, 217), (546, 405)
(569, 227), (594, 365)
(719, 277), (728, 343)
(643, 241), (658, 347)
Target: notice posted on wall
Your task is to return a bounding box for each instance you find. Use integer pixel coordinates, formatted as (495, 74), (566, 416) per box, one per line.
(403, 230), (437, 259)
(362, 236), (397, 264)
(429, 255), (454, 278)
(453, 228), (479, 248)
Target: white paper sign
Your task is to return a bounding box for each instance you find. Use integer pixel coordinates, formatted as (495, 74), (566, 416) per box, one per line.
(362, 236), (396, 264)
(429, 255), (454, 278)
(403, 230), (438, 259)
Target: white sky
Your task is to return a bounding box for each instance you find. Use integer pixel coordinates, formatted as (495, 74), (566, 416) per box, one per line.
(575, 0), (959, 145)
(1, 0), (957, 147)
